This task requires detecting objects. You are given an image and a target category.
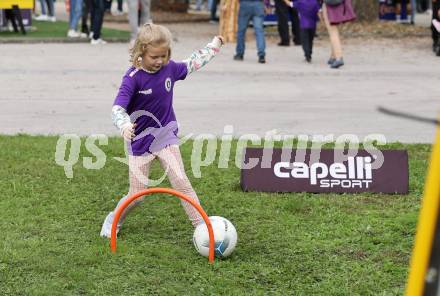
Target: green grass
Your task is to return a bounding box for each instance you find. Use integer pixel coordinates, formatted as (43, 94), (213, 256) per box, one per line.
(0, 20), (129, 39)
(0, 135), (431, 295)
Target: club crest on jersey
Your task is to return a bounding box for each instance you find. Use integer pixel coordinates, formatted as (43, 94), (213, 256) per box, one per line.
(165, 77), (172, 92)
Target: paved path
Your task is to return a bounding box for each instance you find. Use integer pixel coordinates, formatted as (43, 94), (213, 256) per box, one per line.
(0, 23), (439, 143)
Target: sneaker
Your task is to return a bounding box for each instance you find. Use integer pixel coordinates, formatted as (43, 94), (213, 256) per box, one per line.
(330, 58), (344, 69)
(433, 19), (440, 33)
(67, 29), (81, 38)
(91, 38), (107, 45)
(258, 56), (266, 64)
(112, 10), (124, 16)
(35, 14), (48, 21)
(48, 16), (56, 22)
(100, 212), (120, 238)
(79, 32), (87, 38)
(89, 32), (94, 39)
(277, 42), (290, 46)
(233, 54), (243, 61)
(327, 57), (336, 65)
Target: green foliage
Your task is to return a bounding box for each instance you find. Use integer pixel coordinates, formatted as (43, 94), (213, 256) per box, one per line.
(0, 135), (430, 295)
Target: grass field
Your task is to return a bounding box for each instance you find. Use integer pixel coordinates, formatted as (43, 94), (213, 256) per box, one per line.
(0, 135), (431, 295)
(0, 20), (129, 40)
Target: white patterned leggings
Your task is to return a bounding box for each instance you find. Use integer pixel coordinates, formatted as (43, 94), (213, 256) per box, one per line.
(115, 145), (202, 227)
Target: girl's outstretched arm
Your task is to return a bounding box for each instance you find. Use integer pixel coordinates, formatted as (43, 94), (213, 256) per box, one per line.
(183, 36), (224, 75)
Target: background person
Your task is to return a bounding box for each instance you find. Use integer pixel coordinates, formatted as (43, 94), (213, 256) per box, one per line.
(211, 0), (220, 22)
(128, 0), (152, 44)
(90, 0), (106, 44)
(105, 0), (124, 15)
(67, 0), (86, 38)
(320, 0), (356, 69)
(432, 0), (440, 55)
(35, 0), (56, 22)
(234, 0), (268, 63)
(285, 0), (320, 62)
(81, 0), (93, 37)
(275, 0), (301, 46)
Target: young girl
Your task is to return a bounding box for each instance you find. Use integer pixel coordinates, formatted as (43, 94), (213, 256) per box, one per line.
(100, 23), (224, 238)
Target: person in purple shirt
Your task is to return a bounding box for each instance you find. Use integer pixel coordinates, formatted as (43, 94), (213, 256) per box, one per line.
(285, 0), (320, 63)
(100, 23), (225, 238)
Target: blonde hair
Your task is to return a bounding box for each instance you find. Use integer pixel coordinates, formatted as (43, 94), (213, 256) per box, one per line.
(130, 23), (172, 68)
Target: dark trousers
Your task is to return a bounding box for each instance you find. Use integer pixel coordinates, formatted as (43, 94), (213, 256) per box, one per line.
(81, 0), (92, 34)
(105, 0), (123, 12)
(432, 1), (440, 47)
(211, 0), (219, 20)
(42, 0), (54, 16)
(275, 0), (300, 44)
(91, 0), (105, 39)
(301, 28), (315, 59)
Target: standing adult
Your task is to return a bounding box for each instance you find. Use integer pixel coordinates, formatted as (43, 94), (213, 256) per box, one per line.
(275, 0), (301, 46)
(234, 0), (267, 63)
(105, 0), (124, 15)
(320, 0), (356, 69)
(196, 0), (204, 10)
(90, 0), (106, 44)
(128, 0), (152, 44)
(36, 0), (56, 22)
(81, 0), (92, 36)
(211, 0), (220, 22)
(67, 0), (86, 38)
(432, 0), (440, 55)
(410, 0), (417, 24)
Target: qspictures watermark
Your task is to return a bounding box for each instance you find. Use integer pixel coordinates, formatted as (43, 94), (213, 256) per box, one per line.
(54, 125), (387, 184)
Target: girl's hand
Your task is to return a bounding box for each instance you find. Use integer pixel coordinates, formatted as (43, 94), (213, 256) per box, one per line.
(121, 123), (137, 141)
(216, 35), (225, 46)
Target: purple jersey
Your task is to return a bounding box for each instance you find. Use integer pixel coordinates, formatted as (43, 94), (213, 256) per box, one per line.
(292, 0), (320, 29)
(114, 60), (188, 155)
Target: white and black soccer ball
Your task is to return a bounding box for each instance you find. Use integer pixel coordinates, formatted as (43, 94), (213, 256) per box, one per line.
(193, 216), (237, 258)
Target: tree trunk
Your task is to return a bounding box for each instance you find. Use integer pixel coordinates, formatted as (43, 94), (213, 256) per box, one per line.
(151, 0), (189, 12)
(351, 0), (379, 22)
(220, 0), (239, 42)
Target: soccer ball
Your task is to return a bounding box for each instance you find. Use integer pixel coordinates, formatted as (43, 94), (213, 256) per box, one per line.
(193, 216), (237, 258)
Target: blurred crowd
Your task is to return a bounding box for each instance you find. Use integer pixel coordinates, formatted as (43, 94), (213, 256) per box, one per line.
(6, 0), (439, 56)
(31, 0), (152, 44)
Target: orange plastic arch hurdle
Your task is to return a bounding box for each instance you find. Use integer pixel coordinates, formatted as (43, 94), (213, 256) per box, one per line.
(110, 188), (216, 263)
